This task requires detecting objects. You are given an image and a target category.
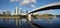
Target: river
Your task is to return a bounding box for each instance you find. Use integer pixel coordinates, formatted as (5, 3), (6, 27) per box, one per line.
(0, 17), (60, 28)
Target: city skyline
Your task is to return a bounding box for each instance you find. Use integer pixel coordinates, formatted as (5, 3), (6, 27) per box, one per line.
(0, 0), (60, 15)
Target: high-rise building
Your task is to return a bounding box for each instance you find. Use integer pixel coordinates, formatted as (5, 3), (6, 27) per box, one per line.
(20, 8), (23, 14)
(26, 10), (28, 13)
(20, 9), (22, 14)
(15, 6), (19, 14)
(2, 10), (11, 15)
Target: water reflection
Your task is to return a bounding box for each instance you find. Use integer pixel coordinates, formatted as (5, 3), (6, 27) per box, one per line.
(32, 17), (60, 28)
(0, 17), (60, 28)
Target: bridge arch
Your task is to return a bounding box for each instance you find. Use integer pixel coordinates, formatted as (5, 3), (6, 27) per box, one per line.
(28, 2), (60, 14)
(27, 2), (60, 21)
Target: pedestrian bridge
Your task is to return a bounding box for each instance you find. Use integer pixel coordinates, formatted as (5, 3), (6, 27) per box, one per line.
(28, 2), (60, 14)
(27, 2), (60, 21)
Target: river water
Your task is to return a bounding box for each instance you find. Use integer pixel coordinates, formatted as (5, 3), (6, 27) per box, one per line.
(32, 17), (60, 28)
(0, 17), (60, 28)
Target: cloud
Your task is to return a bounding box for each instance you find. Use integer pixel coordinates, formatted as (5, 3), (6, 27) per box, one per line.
(16, 0), (19, 2)
(10, 0), (36, 6)
(20, 0), (30, 5)
(30, 5), (35, 8)
(0, 10), (4, 14)
(31, 0), (36, 3)
(10, 0), (15, 2)
(20, 0), (36, 5)
(10, 0), (19, 2)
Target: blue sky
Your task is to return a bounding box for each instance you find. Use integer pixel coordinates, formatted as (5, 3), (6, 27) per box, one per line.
(0, 0), (60, 15)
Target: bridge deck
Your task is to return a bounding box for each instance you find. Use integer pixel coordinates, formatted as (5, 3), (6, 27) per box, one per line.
(28, 2), (60, 13)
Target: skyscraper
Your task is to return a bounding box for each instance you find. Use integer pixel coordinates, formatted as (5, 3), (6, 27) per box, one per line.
(2, 10), (11, 15)
(20, 8), (23, 14)
(15, 6), (19, 15)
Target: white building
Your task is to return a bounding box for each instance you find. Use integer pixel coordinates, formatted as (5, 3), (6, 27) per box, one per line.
(15, 7), (19, 15)
(3, 10), (11, 15)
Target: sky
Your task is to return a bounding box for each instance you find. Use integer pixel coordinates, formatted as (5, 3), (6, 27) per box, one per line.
(0, 0), (60, 15)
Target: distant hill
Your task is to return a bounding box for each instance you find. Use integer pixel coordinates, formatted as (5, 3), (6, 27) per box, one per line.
(33, 14), (54, 18)
(33, 14), (54, 17)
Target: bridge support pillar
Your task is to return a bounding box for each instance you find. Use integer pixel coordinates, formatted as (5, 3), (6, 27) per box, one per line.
(28, 14), (32, 21)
